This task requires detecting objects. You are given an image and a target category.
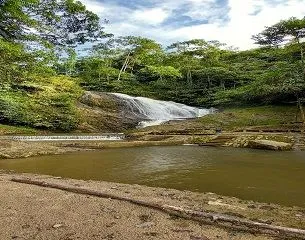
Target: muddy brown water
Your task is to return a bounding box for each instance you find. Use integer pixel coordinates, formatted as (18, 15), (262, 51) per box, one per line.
(1, 146), (305, 207)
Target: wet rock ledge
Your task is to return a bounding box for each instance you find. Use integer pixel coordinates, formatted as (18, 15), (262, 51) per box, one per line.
(248, 140), (293, 151)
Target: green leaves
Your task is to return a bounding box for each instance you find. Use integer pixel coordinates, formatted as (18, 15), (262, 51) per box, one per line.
(0, 75), (82, 131)
(0, 0), (38, 40)
(1, 0), (105, 48)
(140, 65), (182, 81)
(252, 17), (305, 47)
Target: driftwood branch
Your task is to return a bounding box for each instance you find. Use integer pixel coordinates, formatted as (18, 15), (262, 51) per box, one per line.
(11, 178), (305, 239)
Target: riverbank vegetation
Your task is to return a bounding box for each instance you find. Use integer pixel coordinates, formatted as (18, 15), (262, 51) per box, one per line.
(0, 124), (39, 135)
(0, 0), (304, 132)
(133, 105), (300, 134)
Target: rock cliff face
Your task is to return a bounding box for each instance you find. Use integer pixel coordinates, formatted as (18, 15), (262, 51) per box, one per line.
(76, 91), (209, 132)
(76, 91), (141, 133)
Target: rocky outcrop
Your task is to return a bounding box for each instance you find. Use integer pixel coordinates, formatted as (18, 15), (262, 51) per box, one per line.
(76, 91), (141, 133)
(248, 140), (293, 151)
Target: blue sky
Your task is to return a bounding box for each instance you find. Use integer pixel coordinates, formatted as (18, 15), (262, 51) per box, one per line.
(81, 0), (305, 49)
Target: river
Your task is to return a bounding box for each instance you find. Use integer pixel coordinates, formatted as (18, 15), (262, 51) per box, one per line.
(1, 146), (305, 207)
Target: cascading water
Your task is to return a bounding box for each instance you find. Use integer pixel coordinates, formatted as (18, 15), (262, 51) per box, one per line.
(111, 93), (212, 127)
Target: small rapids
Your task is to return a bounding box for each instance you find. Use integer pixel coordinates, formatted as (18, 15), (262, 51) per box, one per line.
(111, 93), (212, 127)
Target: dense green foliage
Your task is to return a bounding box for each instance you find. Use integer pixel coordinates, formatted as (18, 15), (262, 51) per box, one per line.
(0, 76), (82, 131)
(0, 0), (106, 45)
(0, 0), (98, 131)
(0, 0), (304, 132)
(76, 20), (305, 110)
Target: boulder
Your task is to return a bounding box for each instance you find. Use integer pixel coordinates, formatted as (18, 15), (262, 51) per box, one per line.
(248, 140), (292, 151)
(77, 91), (141, 132)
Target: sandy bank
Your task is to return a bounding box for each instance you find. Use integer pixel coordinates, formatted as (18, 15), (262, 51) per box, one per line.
(1, 172), (305, 240)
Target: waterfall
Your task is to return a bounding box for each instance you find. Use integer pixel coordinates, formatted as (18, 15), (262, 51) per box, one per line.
(111, 93), (212, 127)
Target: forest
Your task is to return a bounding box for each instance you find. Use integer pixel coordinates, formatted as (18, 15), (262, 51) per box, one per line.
(1, 0), (305, 132)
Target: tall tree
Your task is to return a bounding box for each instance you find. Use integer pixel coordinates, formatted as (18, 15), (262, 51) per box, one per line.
(167, 39), (224, 87)
(253, 17), (305, 123)
(0, 0), (106, 47)
(115, 36), (164, 81)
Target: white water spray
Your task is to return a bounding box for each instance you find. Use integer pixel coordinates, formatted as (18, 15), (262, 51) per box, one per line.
(111, 93), (211, 127)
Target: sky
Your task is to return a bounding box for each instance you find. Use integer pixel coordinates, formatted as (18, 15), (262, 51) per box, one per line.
(80, 0), (305, 50)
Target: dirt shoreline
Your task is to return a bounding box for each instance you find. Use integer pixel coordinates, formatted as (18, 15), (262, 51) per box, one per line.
(1, 172), (305, 240)
(0, 138), (186, 159)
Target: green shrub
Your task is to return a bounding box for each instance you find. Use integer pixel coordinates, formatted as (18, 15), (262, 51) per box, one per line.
(0, 75), (83, 132)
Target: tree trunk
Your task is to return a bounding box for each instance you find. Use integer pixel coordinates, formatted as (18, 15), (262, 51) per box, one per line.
(296, 37), (305, 81)
(207, 75), (211, 89)
(118, 51), (131, 81)
(220, 80), (225, 90)
(187, 69), (192, 87)
(123, 57), (130, 72)
(300, 42), (304, 77)
(296, 100), (299, 122)
(295, 37), (305, 126)
(297, 97), (305, 125)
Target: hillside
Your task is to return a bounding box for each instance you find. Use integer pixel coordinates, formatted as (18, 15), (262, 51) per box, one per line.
(0, 90), (143, 135)
(1, 92), (304, 136)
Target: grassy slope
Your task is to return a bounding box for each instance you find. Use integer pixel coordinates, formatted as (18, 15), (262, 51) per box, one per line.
(132, 105), (303, 135)
(198, 106), (300, 131)
(0, 124), (39, 135)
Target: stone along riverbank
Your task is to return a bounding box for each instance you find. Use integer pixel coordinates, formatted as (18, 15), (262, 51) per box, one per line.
(0, 130), (304, 159)
(1, 172), (305, 240)
(0, 136), (185, 159)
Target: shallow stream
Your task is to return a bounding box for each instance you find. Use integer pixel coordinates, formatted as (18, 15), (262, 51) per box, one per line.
(1, 146), (305, 207)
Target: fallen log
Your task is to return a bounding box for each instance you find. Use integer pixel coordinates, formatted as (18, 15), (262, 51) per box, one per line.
(11, 178), (305, 239)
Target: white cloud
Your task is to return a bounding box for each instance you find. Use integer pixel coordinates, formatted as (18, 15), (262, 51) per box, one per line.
(132, 8), (169, 26)
(81, 0), (305, 50)
(81, 0), (105, 13)
(224, 0), (305, 49)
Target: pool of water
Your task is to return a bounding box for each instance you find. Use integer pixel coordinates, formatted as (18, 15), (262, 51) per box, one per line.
(1, 146), (305, 207)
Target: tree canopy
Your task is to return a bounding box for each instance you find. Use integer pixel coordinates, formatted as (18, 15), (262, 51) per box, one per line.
(0, 0), (106, 46)
(1, 6), (305, 131)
